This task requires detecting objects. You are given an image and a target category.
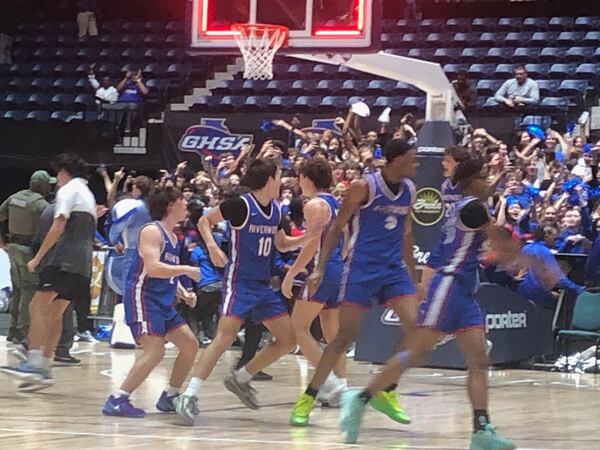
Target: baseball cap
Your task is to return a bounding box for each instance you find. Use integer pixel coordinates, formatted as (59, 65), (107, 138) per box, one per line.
(30, 170), (57, 185)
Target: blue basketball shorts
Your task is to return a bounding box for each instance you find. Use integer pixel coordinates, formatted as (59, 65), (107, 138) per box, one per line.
(339, 263), (416, 309)
(126, 302), (186, 340)
(299, 263), (342, 309)
(221, 280), (288, 323)
(417, 273), (484, 334)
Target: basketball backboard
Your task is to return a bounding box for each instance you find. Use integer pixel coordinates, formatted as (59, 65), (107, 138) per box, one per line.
(188, 0), (381, 54)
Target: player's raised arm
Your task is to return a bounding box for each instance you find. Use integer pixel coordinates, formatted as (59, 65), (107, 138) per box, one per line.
(197, 206), (228, 268)
(138, 225), (200, 281)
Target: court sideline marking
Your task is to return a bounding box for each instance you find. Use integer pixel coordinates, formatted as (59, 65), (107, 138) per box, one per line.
(0, 427), (576, 450)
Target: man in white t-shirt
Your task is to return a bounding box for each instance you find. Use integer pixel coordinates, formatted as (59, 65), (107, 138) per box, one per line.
(1, 154), (99, 391)
(0, 243), (11, 313)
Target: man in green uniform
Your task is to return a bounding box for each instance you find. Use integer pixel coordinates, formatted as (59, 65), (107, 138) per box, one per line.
(0, 171), (56, 343)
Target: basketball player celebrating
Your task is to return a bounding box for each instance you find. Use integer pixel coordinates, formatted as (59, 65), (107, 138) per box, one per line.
(102, 187), (201, 418)
(338, 159), (560, 448)
(281, 158), (347, 407)
(175, 158), (307, 426)
(290, 139), (420, 427)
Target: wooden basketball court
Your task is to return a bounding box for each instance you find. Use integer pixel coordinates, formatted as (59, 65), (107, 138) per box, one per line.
(1, 339), (599, 449)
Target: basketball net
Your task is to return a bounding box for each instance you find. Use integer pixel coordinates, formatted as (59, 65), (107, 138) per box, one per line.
(232, 23), (289, 81)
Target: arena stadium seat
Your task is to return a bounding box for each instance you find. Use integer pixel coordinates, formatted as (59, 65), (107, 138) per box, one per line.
(402, 96), (426, 111)
(505, 32), (532, 47)
(25, 93), (51, 110)
(574, 63), (600, 79)
(574, 17), (600, 31)
(468, 63), (496, 79)
(74, 94), (96, 111)
(26, 110), (51, 121)
(522, 17), (549, 31)
(583, 31), (600, 46)
(539, 47), (566, 63)
(477, 32), (506, 48)
(476, 80), (503, 96)
(497, 17), (524, 32)
(513, 47), (540, 63)
(433, 48), (461, 64)
(445, 18), (470, 32)
(548, 17), (574, 31)
(243, 96), (270, 110)
(524, 63), (550, 79)
(53, 78), (78, 93)
(32, 63), (54, 77)
(471, 18), (498, 31)
(121, 49), (145, 63)
(1, 93), (27, 110)
(452, 33), (481, 49)
(9, 78), (31, 92)
(556, 31), (584, 46)
(530, 32), (558, 46)
(31, 78), (52, 92)
(565, 47), (594, 63)
(539, 97), (571, 111)
(521, 115), (552, 129)
(50, 93), (77, 111)
(536, 80), (561, 96)
(77, 48), (100, 63)
(268, 96), (296, 110)
(265, 80), (293, 95)
(321, 96), (348, 110)
(558, 80), (589, 97)
(143, 49), (168, 63)
(408, 48), (435, 60)
(374, 96), (403, 109)
(485, 47), (514, 63)
(2, 110), (27, 120)
(75, 79), (92, 93)
(444, 64), (470, 78)
(548, 63), (577, 79)
(419, 18), (444, 33)
(494, 64), (516, 79)
(315, 80), (343, 94)
(461, 48), (488, 63)
(50, 111), (83, 122)
(291, 80), (317, 94)
(54, 64), (76, 77)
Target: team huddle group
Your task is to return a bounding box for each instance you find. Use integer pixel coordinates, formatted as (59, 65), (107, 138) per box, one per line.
(1, 139), (558, 450)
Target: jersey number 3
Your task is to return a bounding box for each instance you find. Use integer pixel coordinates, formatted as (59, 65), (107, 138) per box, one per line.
(257, 237), (272, 257)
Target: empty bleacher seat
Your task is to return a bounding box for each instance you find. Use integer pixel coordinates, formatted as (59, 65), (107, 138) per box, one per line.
(461, 48), (488, 63)
(315, 80), (343, 94)
(548, 17), (574, 31)
(524, 63), (550, 79)
(556, 31), (584, 46)
(513, 47), (540, 63)
(539, 47), (566, 63)
(2, 110), (28, 120)
(523, 17), (549, 31)
(505, 32), (533, 47)
(497, 17), (523, 32)
(471, 18), (498, 31)
(1, 93), (27, 110)
(485, 48), (514, 63)
(565, 47), (594, 62)
(477, 32), (506, 48)
(32, 63), (54, 77)
(269, 96), (296, 109)
(468, 63), (496, 79)
(26, 110), (51, 121)
(548, 63), (577, 79)
(444, 64), (470, 78)
(433, 48), (460, 64)
(321, 96), (348, 110)
(583, 31), (600, 46)
(574, 17), (600, 31)
(445, 18), (470, 32)
(50, 93), (77, 111)
(402, 97), (426, 111)
(74, 94), (96, 111)
(408, 48), (434, 60)
(476, 80), (503, 96)
(574, 63), (600, 79)
(540, 97), (571, 111)
(530, 32), (558, 46)
(558, 80), (589, 96)
(374, 96), (403, 109)
(25, 93), (51, 110)
(53, 78), (78, 93)
(419, 18), (444, 32)
(536, 80), (560, 96)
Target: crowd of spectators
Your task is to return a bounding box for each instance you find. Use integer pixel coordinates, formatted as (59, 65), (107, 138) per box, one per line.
(88, 103), (598, 339)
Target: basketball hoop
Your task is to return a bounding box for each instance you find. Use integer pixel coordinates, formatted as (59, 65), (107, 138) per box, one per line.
(232, 23), (289, 81)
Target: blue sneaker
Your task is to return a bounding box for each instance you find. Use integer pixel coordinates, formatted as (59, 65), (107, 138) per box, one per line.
(156, 391), (179, 412)
(17, 369), (54, 392)
(339, 389), (367, 444)
(0, 362), (45, 382)
(102, 395), (146, 418)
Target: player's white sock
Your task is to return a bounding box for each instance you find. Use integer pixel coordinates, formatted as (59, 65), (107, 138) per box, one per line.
(28, 349), (43, 367)
(166, 385), (180, 396)
(235, 367), (253, 383)
(184, 377), (203, 397)
(116, 389), (131, 398)
(41, 356), (53, 370)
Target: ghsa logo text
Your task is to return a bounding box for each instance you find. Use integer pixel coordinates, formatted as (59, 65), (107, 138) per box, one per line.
(178, 118), (253, 159)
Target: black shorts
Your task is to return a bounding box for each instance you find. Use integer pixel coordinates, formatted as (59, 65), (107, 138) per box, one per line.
(38, 266), (90, 302)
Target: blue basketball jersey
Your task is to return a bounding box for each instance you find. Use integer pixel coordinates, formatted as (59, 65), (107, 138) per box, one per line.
(126, 222), (182, 314)
(314, 193), (344, 272)
(345, 171), (416, 274)
(437, 196), (487, 288)
(225, 193), (281, 284)
(440, 177), (463, 233)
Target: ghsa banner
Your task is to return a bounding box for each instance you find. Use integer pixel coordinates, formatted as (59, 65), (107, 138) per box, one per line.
(178, 118), (254, 164)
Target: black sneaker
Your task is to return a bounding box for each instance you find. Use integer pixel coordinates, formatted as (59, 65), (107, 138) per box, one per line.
(54, 354), (82, 366)
(252, 370), (273, 381)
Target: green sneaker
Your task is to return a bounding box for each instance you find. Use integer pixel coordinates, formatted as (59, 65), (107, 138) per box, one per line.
(290, 393), (315, 426)
(470, 424), (516, 450)
(339, 389), (367, 444)
(368, 390), (411, 424)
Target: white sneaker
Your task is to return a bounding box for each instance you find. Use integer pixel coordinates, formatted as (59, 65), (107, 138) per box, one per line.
(75, 331), (98, 343)
(317, 374), (347, 408)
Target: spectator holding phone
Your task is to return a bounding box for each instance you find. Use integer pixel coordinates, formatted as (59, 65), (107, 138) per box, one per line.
(117, 69), (149, 135)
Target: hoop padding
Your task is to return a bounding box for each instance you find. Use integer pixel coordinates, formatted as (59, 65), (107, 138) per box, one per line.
(232, 23), (289, 81)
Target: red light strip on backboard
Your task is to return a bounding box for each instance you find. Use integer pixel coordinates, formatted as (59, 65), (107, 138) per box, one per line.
(200, 0), (238, 37)
(314, 0), (365, 37)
